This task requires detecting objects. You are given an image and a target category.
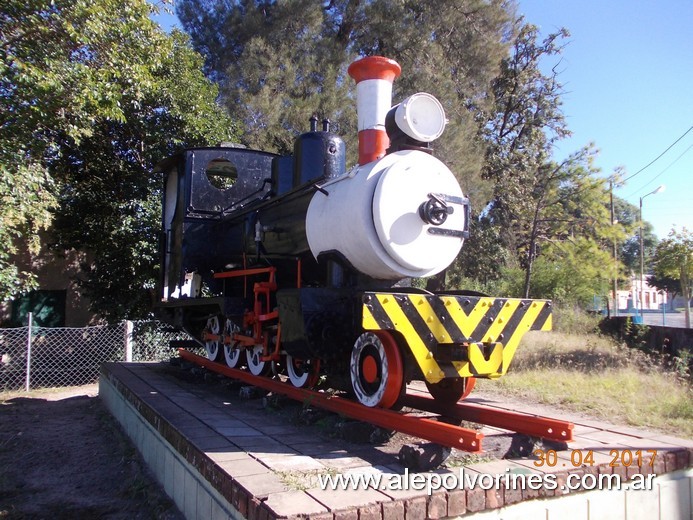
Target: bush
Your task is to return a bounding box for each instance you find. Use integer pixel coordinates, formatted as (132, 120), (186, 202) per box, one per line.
(551, 304), (602, 335)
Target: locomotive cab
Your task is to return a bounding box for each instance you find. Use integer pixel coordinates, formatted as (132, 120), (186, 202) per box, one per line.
(156, 146), (278, 304)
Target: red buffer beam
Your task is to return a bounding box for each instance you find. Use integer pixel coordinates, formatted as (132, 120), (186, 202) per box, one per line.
(179, 349), (484, 452)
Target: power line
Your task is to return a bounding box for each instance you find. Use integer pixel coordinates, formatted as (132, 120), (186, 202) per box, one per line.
(621, 125), (693, 184)
(626, 142), (693, 198)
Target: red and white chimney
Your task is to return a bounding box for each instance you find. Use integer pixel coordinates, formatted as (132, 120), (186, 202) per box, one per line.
(347, 56), (401, 165)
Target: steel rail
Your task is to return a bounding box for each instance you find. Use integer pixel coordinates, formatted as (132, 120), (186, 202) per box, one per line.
(403, 393), (573, 443)
(179, 349), (484, 452)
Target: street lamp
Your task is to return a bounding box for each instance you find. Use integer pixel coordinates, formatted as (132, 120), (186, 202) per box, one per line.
(639, 184), (665, 321)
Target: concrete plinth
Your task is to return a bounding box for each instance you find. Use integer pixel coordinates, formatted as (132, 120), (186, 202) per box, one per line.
(99, 362), (692, 520)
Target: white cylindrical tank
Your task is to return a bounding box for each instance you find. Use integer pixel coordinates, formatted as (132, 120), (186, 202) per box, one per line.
(306, 150), (467, 280)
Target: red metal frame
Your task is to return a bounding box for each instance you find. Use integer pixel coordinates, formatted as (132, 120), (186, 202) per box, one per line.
(403, 393), (573, 443)
(205, 260), (302, 364)
(207, 266), (282, 361)
(179, 348), (574, 449)
(213, 267), (278, 279)
(179, 349), (484, 452)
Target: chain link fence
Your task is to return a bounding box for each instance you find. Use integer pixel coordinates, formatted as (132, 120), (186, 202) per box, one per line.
(0, 317), (192, 393)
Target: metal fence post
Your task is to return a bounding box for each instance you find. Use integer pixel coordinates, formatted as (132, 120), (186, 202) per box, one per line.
(25, 312), (33, 392)
(124, 320), (134, 362)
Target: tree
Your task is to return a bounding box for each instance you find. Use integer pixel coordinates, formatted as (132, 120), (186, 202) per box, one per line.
(177, 0), (517, 294)
(480, 22), (569, 297)
(1, 0), (235, 317)
(177, 0), (512, 191)
(1, 0), (63, 299)
(648, 272), (680, 311)
(527, 238), (613, 306)
(0, 163), (54, 300)
(178, 0), (354, 156)
(612, 195), (658, 276)
(349, 0), (512, 195)
(448, 216), (511, 290)
(652, 228), (692, 328)
(480, 22), (612, 299)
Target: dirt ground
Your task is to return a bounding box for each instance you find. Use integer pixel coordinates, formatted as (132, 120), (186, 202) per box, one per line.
(0, 384), (183, 520)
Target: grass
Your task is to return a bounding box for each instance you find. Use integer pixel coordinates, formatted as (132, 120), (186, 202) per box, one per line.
(277, 468), (339, 491)
(477, 329), (693, 439)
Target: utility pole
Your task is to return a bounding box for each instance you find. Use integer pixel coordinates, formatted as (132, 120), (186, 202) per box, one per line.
(610, 181), (618, 316)
(639, 185), (665, 321)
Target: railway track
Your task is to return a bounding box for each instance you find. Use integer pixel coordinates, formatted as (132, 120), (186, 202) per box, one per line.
(178, 349), (573, 453)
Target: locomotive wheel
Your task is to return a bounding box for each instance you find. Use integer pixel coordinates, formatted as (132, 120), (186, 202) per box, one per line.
(425, 376), (476, 404)
(204, 316), (223, 362)
(246, 345), (270, 376)
(285, 355), (320, 388)
(223, 319), (242, 368)
(350, 331), (404, 408)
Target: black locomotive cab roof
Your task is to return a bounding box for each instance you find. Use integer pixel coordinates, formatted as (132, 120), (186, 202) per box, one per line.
(157, 145), (279, 219)
(153, 144), (278, 174)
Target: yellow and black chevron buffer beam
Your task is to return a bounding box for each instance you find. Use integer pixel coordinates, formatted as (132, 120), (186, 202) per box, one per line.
(361, 293), (552, 384)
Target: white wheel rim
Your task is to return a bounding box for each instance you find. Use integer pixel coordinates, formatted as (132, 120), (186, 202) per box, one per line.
(246, 345), (266, 376)
(286, 354), (310, 387)
(223, 319), (241, 368)
(205, 316), (221, 360)
(350, 332), (389, 407)
(224, 346), (241, 368)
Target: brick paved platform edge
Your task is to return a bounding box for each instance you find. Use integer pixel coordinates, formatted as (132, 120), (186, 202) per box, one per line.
(99, 369), (240, 519)
(99, 363), (693, 520)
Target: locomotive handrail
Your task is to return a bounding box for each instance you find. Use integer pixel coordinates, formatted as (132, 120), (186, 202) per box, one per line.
(213, 267), (277, 279)
(218, 177), (324, 222)
(219, 178), (273, 216)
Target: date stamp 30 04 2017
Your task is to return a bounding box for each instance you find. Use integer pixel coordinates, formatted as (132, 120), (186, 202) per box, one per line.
(532, 449), (658, 468)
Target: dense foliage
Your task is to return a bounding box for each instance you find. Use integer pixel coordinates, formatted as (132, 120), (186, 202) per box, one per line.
(178, 0), (511, 200)
(1, 0), (234, 317)
(450, 22), (620, 304)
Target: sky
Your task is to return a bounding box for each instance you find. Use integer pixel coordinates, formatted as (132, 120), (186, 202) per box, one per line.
(518, 0), (693, 238)
(152, 2), (692, 238)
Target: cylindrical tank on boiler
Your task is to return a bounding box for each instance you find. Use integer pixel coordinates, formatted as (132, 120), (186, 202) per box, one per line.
(293, 118), (346, 188)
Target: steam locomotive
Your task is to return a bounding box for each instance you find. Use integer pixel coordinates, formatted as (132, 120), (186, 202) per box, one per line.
(155, 56), (552, 408)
